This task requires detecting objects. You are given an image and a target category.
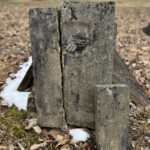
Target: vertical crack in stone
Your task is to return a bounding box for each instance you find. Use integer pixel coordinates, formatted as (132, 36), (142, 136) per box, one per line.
(58, 9), (67, 131)
(30, 8), (65, 128)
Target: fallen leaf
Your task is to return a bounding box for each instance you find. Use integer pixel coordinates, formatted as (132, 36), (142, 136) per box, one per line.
(56, 139), (69, 148)
(8, 145), (15, 150)
(30, 142), (46, 150)
(60, 144), (71, 150)
(33, 125), (42, 134)
(17, 142), (25, 150)
(26, 118), (37, 130)
(56, 134), (63, 141)
(141, 46), (149, 51)
(48, 129), (62, 140)
(78, 142), (88, 149)
(145, 105), (150, 112)
(0, 146), (8, 150)
(4, 55), (11, 61)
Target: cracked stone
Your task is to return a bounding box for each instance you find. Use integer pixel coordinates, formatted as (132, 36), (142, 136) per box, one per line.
(29, 8), (65, 128)
(61, 1), (116, 128)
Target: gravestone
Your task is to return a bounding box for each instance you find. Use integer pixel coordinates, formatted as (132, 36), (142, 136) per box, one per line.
(95, 84), (130, 150)
(28, 2), (133, 134)
(29, 8), (65, 128)
(61, 1), (116, 128)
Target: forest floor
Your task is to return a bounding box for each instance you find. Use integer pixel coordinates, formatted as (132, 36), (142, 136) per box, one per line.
(0, 0), (150, 149)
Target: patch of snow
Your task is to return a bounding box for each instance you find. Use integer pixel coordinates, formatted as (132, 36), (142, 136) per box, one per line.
(69, 128), (90, 143)
(0, 57), (32, 110)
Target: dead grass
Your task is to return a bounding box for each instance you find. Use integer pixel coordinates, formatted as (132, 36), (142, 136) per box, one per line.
(0, 0), (60, 7)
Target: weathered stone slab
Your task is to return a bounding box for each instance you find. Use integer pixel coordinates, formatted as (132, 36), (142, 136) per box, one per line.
(29, 8), (64, 128)
(95, 84), (130, 150)
(61, 1), (116, 128)
(113, 50), (150, 106)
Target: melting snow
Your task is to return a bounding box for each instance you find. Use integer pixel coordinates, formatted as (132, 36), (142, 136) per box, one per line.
(0, 57), (32, 110)
(69, 128), (90, 143)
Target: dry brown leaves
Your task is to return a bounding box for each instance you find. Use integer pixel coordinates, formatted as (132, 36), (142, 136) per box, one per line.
(0, 5), (30, 84)
(130, 101), (150, 150)
(116, 9), (150, 98)
(28, 126), (95, 150)
(115, 9), (150, 149)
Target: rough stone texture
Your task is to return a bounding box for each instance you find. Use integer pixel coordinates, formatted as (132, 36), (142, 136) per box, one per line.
(29, 8), (64, 128)
(18, 51), (150, 110)
(61, 1), (116, 128)
(27, 88), (37, 119)
(95, 84), (130, 150)
(113, 50), (150, 106)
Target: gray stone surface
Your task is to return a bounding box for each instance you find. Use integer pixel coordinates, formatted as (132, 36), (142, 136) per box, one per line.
(61, 1), (116, 128)
(95, 84), (130, 150)
(29, 8), (65, 128)
(27, 88), (36, 119)
(113, 50), (150, 106)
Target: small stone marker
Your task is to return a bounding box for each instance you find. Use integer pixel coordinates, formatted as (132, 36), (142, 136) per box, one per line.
(29, 8), (65, 128)
(95, 84), (130, 150)
(61, 1), (116, 128)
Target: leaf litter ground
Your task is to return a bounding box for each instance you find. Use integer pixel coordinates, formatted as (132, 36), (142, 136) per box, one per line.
(0, 1), (150, 149)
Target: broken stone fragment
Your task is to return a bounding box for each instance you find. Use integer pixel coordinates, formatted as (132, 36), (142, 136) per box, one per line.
(29, 8), (65, 128)
(95, 84), (130, 150)
(61, 1), (116, 128)
(113, 50), (150, 106)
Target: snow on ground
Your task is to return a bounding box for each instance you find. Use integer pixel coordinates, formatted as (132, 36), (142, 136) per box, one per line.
(69, 128), (90, 143)
(0, 57), (32, 110)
